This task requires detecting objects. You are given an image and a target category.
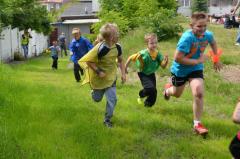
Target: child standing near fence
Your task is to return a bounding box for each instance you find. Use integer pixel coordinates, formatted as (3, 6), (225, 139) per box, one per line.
(163, 12), (222, 135)
(125, 33), (168, 107)
(49, 41), (60, 70)
(78, 23), (126, 128)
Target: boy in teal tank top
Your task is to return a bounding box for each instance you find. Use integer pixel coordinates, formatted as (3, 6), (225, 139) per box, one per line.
(125, 33), (168, 107)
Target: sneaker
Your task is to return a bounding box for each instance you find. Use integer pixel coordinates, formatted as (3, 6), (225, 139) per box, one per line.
(194, 123), (208, 135)
(235, 43), (240, 46)
(163, 83), (172, 100)
(137, 97), (144, 105)
(103, 119), (113, 128)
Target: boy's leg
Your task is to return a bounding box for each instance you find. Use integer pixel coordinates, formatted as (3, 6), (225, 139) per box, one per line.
(233, 101), (240, 124)
(164, 74), (186, 99)
(22, 45), (27, 59)
(144, 88), (157, 107)
(73, 63), (81, 82)
(189, 78), (204, 121)
(63, 44), (67, 56)
(189, 77), (208, 134)
(91, 89), (105, 102)
(104, 86), (117, 122)
(52, 58), (54, 68)
(55, 57), (58, 69)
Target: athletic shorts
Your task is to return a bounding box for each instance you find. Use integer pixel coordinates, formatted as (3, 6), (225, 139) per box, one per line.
(171, 70), (204, 87)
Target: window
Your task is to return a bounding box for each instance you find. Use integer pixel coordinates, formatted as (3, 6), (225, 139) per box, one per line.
(178, 0), (191, 7)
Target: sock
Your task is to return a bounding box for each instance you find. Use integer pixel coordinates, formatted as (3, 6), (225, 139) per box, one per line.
(193, 120), (201, 127)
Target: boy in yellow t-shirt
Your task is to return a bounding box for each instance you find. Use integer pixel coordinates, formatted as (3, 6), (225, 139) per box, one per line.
(79, 23), (126, 128)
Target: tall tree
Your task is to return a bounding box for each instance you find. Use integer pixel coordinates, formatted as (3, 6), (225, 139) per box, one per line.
(192, 0), (208, 13)
(0, 0), (51, 35)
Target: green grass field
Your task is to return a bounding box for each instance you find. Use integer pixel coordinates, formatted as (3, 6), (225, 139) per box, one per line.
(1, 24), (240, 159)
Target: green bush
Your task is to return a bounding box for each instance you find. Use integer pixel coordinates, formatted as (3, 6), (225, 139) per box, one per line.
(191, 0), (208, 13)
(91, 11), (129, 36)
(144, 8), (183, 41)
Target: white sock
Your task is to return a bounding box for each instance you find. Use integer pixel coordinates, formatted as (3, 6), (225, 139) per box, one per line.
(193, 120), (201, 127)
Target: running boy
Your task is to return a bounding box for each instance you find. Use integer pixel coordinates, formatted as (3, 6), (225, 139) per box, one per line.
(163, 12), (222, 135)
(78, 23), (126, 128)
(125, 33), (168, 107)
(49, 41), (60, 70)
(69, 28), (93, 82)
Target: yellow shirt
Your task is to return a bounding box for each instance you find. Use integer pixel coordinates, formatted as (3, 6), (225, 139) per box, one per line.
(129, 49), (158, 69)
(78, 43), (118, 89)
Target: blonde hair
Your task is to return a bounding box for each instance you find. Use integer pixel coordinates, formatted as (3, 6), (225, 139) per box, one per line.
(72, 28), (81, 34)
(99, 23), (119, 41)
(144, 33), (158, 43)
(191, 12), (208, 25)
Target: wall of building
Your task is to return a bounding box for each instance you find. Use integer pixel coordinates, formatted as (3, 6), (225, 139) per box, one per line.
(53, 23), (92, 47)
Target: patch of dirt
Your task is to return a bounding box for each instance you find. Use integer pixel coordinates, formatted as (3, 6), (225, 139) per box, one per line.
(220, 65), (240, 83)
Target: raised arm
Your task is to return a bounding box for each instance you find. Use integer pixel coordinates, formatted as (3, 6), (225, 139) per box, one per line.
(117, 55), (126, 83)
(209, 40), (222, 71)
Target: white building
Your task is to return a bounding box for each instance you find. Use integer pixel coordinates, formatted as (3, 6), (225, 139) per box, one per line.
(177, 0), (237, 16)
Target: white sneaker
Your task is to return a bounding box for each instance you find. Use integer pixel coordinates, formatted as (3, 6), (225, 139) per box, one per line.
(235, 43), (240, 46)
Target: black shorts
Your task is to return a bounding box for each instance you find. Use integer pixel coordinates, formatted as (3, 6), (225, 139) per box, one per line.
(171, 70), (204, 87)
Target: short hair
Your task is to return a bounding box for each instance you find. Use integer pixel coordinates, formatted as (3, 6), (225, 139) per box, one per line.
(144, 33), (158, 43)
(191, 12), (208, 24)
(72, 28), (81, 34)
(99, 23), (119, 40)
(52, 40), (58, 44)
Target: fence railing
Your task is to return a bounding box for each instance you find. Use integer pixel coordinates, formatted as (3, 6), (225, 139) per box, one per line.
(0, 26), (48, 63)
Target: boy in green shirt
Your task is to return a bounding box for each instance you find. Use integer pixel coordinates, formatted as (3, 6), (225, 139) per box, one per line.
(125, 33), (168, 107)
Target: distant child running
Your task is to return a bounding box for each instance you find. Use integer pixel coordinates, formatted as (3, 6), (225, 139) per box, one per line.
(229, 98), (240, 159)
(49, 41), (60, 70)
(125, 33), (168, 107)
(78, 23), (126, 128)
(69, 28), (93, 82)
(163, 12), (222, 135)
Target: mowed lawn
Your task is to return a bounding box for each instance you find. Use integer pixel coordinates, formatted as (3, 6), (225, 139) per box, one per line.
(1, 23), (240, 159)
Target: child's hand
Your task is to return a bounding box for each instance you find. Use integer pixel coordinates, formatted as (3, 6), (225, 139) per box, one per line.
(98, 71), (106, 78)
(163, 55), (169, 64)
(213, 61), (222, 72)
(121, 74), (126, 84)
(161, 55), (168, 68)
(125, 67), (128, 74)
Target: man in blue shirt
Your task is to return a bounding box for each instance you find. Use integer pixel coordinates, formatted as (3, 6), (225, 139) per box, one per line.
(69, 28), (93, 82)
(58, 32), (67, 57)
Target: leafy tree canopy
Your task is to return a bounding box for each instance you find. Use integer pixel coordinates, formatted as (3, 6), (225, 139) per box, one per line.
(0, 0), (51, 35)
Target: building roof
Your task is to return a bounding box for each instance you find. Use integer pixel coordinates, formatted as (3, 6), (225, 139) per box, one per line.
(61, 1), (93, 18)
(62, 19), (100, 24)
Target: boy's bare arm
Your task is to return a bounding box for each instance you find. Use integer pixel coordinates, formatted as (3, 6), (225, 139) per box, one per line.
(174, 50), (204, 65)
(233, 101), (240, 124)
(124, 56), (132, 74)
(86, 62), (106, 78)
(117, 56), (126, 83)
(210, 40), (222, 71)
(160, 55), (168, 68)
